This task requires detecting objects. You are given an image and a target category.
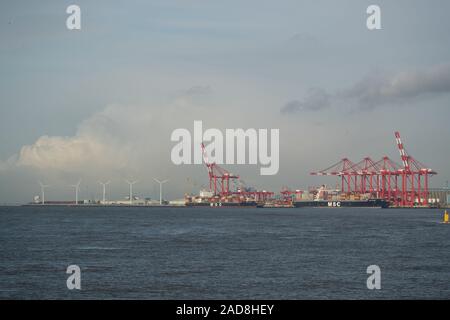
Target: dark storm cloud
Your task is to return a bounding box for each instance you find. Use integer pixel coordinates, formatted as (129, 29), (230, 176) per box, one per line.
(282, 63), (450, 114)
(340, 63), (450, 110)
(281, 88), (330, 114)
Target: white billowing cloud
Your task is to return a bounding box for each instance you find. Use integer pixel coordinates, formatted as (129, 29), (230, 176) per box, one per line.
(16, 105), (140, 172)
(14, 87), (216, 175)
(17, 135), (128, 171)
(0, 154), (18, 172)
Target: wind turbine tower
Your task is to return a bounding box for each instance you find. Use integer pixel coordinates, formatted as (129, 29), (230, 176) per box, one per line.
(99, 181), (110, 204)
(125, 180), (138, 205)
(38, 182), (50, 205)
(153, 178), (169, 205)
(70, 180), (82, 205)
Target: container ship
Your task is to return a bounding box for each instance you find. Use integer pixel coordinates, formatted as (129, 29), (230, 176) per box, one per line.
(187, 186), (389, 209)
(293, 199), (388, 208)
(185, 190), (258, 207)
(292, 185), (389, 208)
(258, 199), (388, 208)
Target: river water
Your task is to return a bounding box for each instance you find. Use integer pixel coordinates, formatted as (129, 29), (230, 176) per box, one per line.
(0, 206), (448, 299)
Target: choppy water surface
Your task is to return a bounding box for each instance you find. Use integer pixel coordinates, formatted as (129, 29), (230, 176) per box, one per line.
(0, 206), (449, 299)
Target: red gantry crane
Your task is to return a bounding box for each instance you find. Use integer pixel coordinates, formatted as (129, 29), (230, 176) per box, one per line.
(200, 143), (275, 201)
(310, 158), (357, 194)
(310, 132), (436, 207)
(201, 142), (239, 196)
(394, 131), (436, 207)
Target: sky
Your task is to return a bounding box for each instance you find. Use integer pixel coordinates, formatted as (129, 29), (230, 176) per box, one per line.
(1, 0), (450, 204)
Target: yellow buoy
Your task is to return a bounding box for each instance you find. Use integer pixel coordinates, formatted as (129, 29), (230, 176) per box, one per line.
(444, 210), (449, 224)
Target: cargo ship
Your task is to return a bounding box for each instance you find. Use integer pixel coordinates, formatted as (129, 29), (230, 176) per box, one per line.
(185, 190), (258, 207)
(292, 185), (389, 208)
(293, 199), (388, 208)
(257, 198), (388, 208)
(256, 199), (294, 208)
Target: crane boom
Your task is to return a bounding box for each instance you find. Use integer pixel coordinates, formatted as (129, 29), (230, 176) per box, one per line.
(394, 131), (410, 170)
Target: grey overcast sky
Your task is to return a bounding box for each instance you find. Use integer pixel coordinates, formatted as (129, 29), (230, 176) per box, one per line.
(1, 0), (450, 203)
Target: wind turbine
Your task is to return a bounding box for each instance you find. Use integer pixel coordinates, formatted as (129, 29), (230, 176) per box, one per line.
(153, 178), (168, 205)
(70, 179), (82, 205)
(98, 181), (110, 204)
(125, 180), (138, 205)
(38, 181), (50, 205)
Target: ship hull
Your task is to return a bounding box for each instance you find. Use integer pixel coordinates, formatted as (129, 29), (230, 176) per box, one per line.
(294, 199), (389, 208)
(185, 201), (257, 207)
